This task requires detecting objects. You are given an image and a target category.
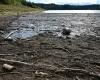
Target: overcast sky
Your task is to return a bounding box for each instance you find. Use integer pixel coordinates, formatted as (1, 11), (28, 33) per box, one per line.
(27, 0), (99, 4)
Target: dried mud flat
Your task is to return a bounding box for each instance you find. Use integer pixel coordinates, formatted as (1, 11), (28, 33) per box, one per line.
(0, 13), (100, 80)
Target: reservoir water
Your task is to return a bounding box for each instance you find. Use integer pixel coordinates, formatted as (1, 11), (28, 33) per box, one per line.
(44, 10), (100, 13)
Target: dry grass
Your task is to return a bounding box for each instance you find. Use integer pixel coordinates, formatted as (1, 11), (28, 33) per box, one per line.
(0, 4), (42, 16)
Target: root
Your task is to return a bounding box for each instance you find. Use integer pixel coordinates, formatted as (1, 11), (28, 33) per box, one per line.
(75, 76), (81, 80)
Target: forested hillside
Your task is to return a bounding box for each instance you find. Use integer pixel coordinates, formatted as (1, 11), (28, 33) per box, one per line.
(34, 3), (100, 10)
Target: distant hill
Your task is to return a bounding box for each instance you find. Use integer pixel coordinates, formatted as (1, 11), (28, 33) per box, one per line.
(1, 1), (99, 10)
(33, 3), (100, 10)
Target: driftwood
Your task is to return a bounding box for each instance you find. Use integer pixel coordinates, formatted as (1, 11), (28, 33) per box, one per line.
(0, 72), (21, 75)
(0, 58), (33, 66)
(35, 71), (48, 77)
(5, 30), (18, 39)
(75, 76), (81, 80)
(0, 54), (14, 56)
(56, 67), (100, 79)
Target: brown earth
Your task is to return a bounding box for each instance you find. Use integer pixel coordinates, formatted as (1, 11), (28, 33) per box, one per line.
(0, 13), (100, 80)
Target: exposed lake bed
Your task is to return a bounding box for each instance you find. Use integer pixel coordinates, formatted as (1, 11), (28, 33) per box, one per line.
(0, 12), (100, 80)
(4, 12), (100, 40)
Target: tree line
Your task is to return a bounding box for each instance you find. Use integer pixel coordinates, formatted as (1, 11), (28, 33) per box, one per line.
(0, 0), (99, 10)
(22, 2), (100, 10)
(34, 3), (100, 10)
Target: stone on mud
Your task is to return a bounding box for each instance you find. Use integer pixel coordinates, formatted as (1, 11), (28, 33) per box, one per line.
(62, 28), (71, 36)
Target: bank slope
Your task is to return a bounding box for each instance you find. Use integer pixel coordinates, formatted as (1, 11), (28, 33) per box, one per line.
(0, 4), (42, 16)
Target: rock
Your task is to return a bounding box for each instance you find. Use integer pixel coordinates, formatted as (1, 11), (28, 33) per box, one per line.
(62, 28), (71, 36)
(61, 24), (66, 27)
(2, 64), (14, 71)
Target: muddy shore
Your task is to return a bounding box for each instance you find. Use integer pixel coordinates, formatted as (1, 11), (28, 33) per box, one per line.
(0, 13), (100, 80)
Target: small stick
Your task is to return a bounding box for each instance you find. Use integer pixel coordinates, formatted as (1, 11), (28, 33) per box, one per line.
(1, 72), (21, 75)
(75, 76), (80, 80)
(0, 54), (14, 56)
(0, 58), (33, 66)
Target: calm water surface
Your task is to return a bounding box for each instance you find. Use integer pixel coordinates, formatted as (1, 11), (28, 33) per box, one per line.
(44, 10), (100, 13)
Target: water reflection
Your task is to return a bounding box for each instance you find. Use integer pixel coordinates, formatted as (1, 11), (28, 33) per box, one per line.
(44, 10), (100, 13)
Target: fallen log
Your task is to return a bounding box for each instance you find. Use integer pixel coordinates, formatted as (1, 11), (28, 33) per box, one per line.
(0, 58), (33, 66)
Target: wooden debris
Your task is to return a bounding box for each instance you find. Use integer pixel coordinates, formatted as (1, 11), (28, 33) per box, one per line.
(23, 77), (32, 80)
(5, 30), (17, 39)
(0, 72), (21, 75)
(0, 58), (33, 66)
(75, 76), (80, 80)
(0, 54), (14, 56)
(35, 71), (48, 77)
